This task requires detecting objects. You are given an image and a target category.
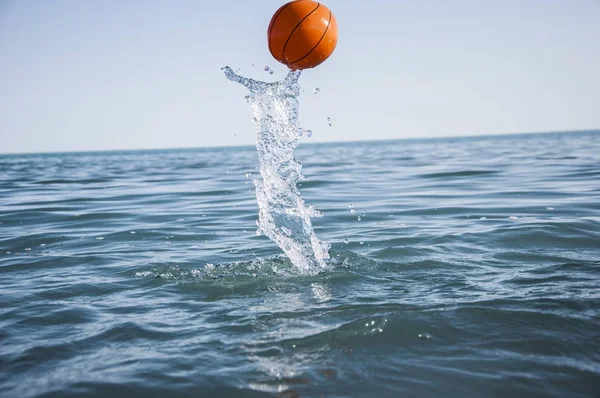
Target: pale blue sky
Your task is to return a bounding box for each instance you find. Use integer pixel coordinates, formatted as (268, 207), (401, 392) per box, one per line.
(1, 0), (599, 154)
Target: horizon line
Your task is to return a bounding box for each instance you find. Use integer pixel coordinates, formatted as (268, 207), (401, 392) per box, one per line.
(1, 128), (598, 157)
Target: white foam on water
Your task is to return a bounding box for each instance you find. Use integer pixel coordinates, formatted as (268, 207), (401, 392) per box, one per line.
(223, 66), (330, 274)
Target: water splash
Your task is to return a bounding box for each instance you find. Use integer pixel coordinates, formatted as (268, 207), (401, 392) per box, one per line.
(222, 66), (330, 273)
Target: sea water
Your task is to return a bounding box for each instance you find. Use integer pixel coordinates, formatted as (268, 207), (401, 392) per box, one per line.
(1, 127), (599, 397)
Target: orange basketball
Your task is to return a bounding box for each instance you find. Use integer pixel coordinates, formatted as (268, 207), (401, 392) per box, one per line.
(267, 0), (338, 70)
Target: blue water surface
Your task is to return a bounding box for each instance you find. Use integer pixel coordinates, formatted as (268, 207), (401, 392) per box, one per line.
(1, 131), (599, 397)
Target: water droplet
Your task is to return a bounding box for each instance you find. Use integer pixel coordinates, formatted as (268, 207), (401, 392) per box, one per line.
(371, 321), (375, 326)
(24, 248), (31, 251)
(359, 241), (364, 245)
(96, 237), (104, 240)
(264, 66), (270, 72)
(269, 70), (274, 75)
(480, 217), (487, 220)
(357, 216), (362, 221)
(509, 216), (519, 220)
(227, 169), (231, 174)
(6, 251), (11, 254)
(344, 239), (349, 244)
(350, 209), (356, 215)
(327, 117), (331, 122)
(418, 333), (431, 340)
(130, 231), (136, 234)
(40, 244), (46, 247)
(349, 204), (354, 209)
(306, 130), (313, 137)
(314, 88), (320, 94)
(546, 207), (555, 210)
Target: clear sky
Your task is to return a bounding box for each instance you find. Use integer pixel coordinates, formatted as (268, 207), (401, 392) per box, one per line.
(1, 0), (599, 154)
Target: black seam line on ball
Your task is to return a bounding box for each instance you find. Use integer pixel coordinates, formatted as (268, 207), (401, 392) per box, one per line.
(288, 9), (331, 65)
(282, 3), (321, 63)
(268, 1), (295, 55)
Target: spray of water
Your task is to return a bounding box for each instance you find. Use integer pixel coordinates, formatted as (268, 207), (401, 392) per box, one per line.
(223, 66), (330, 273)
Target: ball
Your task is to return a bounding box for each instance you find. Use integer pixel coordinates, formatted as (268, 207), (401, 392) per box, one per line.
(267, 0), (338, 70)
